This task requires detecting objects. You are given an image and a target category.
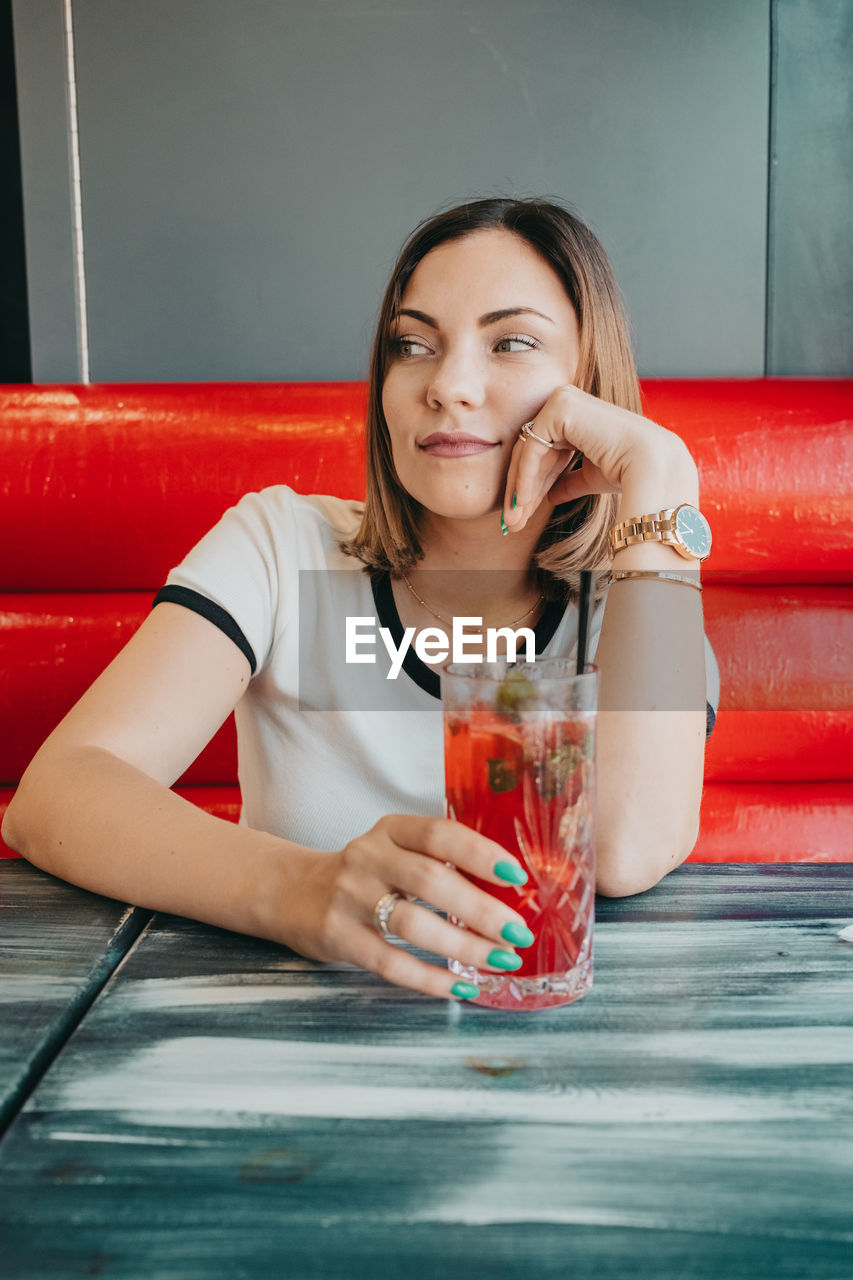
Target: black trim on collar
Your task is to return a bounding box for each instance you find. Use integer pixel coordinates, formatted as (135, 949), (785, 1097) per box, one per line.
(153, 574), (716, 739)
(371, 572), (567, 701)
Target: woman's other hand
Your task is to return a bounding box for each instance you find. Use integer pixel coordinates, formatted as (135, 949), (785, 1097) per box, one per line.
(278, 815), (534, 1001)
(502, 383), (696, 531)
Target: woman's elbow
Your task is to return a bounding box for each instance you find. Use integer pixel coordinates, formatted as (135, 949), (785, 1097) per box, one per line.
(595, 865), (666, 899)
(2, 759), (59, 863)
(595, 825), (699, 899)
(1, 791), (25, 856)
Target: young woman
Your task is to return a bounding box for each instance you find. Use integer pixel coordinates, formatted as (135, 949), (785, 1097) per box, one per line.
(3, 198), (718, 1002)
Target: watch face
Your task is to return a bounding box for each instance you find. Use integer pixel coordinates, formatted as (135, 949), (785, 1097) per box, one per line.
(675, 505), (712, 559)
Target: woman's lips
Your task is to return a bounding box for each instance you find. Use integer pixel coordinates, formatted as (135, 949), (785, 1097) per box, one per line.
(419, 440), (499, 457)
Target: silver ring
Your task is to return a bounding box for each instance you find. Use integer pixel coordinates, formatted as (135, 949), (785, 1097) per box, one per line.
(520, 420), (556, 449)
(373, 891), (404, 939)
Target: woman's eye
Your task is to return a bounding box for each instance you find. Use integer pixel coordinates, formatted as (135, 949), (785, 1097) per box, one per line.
(495, 334), (539, 353)
(390, 336), (430, 358)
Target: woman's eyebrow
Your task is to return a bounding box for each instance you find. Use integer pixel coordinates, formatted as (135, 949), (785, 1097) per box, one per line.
(395, 306), (555, 328)
(479, 307), (555, 326)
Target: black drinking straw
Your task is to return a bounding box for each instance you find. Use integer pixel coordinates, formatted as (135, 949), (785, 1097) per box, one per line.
(576, 569), (594, 676)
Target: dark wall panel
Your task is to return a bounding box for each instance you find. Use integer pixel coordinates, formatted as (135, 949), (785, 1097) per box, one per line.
(0, 0), (30, 382)
(768, 0), (853, 373)
(12, 0), (81, 381)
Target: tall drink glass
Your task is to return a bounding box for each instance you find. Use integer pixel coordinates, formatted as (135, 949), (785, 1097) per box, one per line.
(441, 659), (598, 1011)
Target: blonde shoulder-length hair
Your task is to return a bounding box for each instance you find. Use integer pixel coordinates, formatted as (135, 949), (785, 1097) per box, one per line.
(340, 197), (641, 605)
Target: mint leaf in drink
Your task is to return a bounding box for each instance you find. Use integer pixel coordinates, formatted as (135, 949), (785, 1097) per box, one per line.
(487, 758), (520, 794)
(535, 744), (583, 801)
(495, 667), (537, 716)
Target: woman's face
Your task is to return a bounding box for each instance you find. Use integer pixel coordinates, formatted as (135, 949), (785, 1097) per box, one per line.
(382, 227), (581, 522)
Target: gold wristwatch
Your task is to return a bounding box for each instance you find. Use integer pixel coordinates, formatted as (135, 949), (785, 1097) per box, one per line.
(610, 504), (712, 561)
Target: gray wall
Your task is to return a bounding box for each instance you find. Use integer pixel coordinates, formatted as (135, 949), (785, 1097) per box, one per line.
(12, 0), (853, 382)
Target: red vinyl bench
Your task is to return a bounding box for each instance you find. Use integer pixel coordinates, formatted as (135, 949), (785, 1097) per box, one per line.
(2, 380), (851, 863)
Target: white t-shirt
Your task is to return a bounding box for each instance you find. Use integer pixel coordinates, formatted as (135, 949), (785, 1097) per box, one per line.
(154, 486), (720, 851)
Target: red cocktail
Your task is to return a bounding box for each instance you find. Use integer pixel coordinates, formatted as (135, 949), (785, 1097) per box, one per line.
(442, 661), (597, 1011)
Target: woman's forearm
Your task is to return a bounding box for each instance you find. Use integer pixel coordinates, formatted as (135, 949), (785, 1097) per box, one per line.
(594, 450), (707, 896)
(1, 746), (308, 942)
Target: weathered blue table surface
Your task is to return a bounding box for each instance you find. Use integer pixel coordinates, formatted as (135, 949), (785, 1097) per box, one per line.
(1, 862), (851, 1279)
(0, 860), (150, 1134)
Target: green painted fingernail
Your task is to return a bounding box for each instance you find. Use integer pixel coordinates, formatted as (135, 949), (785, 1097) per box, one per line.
(451, 981), (480, 1000)
(500, 510), (508, 536)
(494, 860), (528, 885)
(487, 949), (523, 971)
(512, 491), (517, 509)
(501, 922), (535, 948)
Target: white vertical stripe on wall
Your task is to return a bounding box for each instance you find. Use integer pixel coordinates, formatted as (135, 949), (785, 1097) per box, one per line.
(63, 0), (89, 383)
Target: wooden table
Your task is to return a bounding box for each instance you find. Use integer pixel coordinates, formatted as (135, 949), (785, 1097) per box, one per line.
(1, 861), (851, 1279)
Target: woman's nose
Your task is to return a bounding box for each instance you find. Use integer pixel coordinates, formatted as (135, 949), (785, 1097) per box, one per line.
(425, 350), (487, 410)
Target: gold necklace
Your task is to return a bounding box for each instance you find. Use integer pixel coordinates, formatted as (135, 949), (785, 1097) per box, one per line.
(400, 574), (545, 627)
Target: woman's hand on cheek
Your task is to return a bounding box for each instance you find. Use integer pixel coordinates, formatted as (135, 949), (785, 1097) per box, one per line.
(502, 384), (690, 532)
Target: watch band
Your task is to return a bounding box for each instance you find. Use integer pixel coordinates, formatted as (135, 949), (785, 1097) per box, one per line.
(610, 507), (683, 557)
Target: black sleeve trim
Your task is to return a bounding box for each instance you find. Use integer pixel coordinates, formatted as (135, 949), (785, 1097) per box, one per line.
(152, 585), (257, 675)
(706, 701), (716, 741)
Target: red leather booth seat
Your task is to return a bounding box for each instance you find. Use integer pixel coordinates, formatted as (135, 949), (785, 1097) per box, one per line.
(2, 380), (851, 862)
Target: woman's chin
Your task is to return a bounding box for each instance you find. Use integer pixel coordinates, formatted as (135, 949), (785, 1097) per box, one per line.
(407, 478), (505, 521)
(419, 495), (502, 524)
